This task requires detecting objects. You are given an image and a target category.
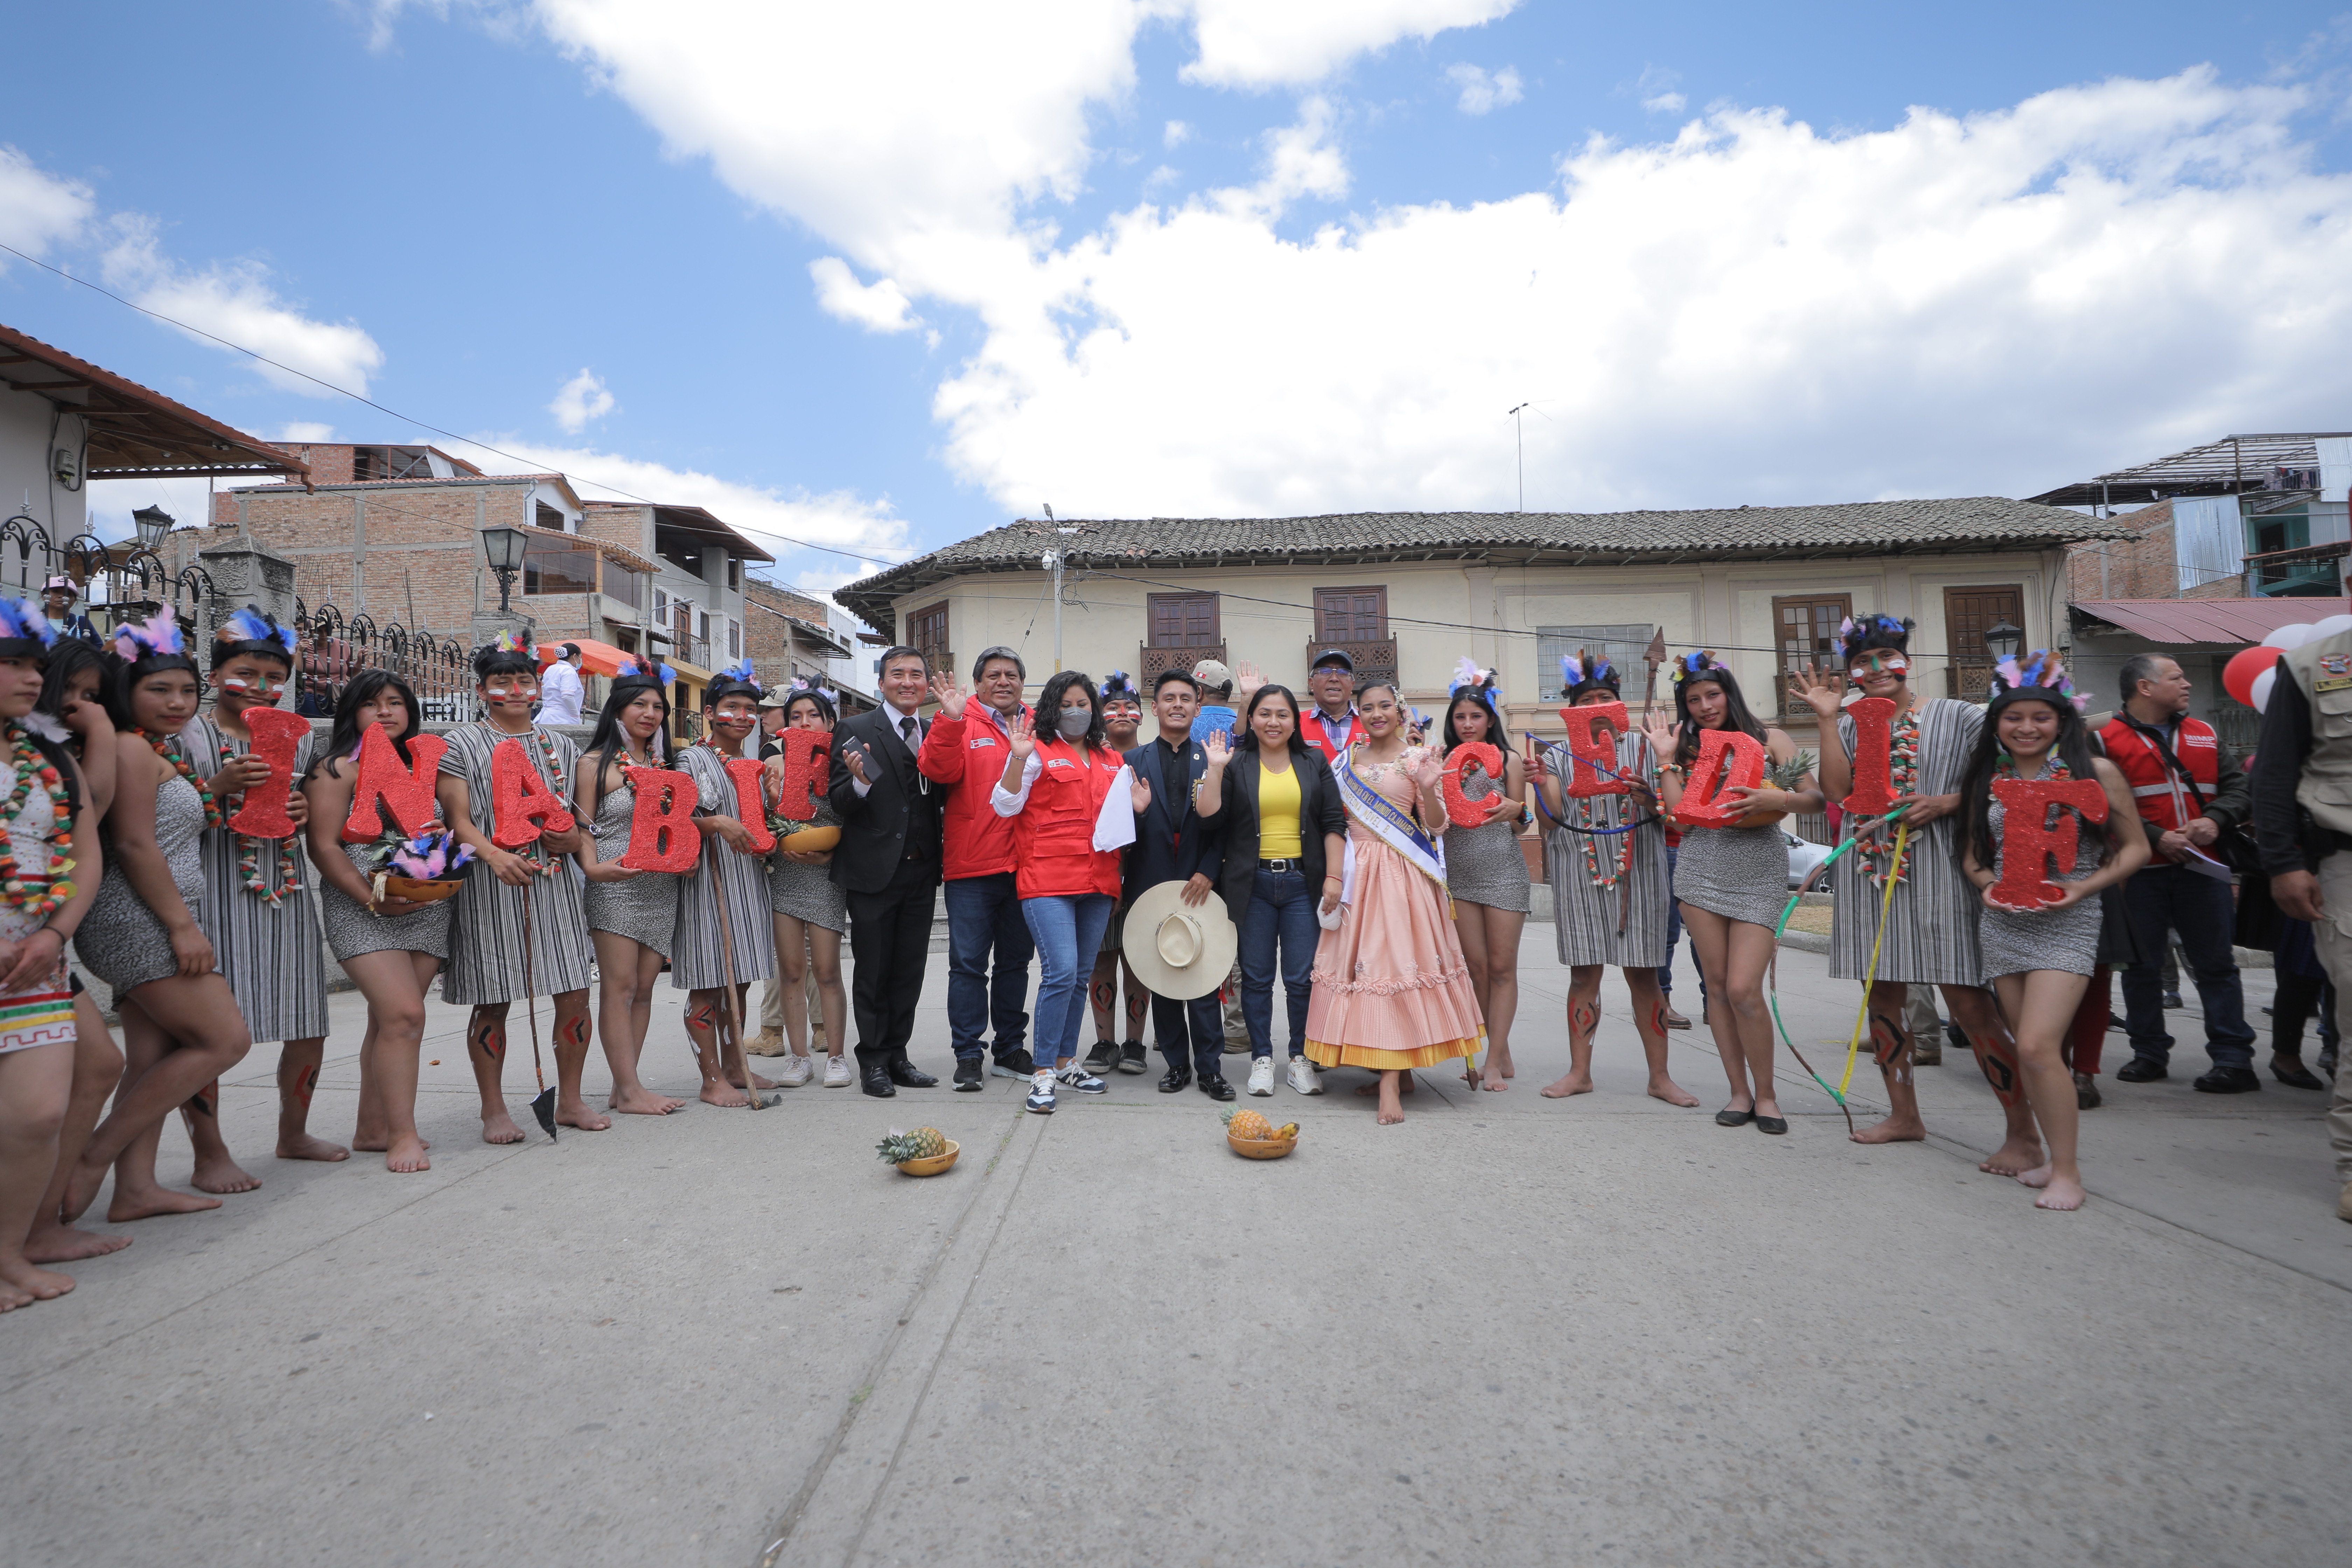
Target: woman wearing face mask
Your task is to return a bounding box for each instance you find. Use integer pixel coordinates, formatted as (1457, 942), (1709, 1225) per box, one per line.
(59, 609), (255, 1228)
(572, 659), (687, 1118)
(304, 671), (460, 1172)
(992, 670), (1126, 1113)
(1084, 672), (1152, 1076)
(1535, 651), (1697, 1108)
(1640, 653), (1823, 1135)
(1437, 661), (1530, 1092)
(765, 686), (851, 1088)
(1958, 653), (2144, 1211)
(1194, 682), (1343, 1097)
(672, 660), (779, 1106)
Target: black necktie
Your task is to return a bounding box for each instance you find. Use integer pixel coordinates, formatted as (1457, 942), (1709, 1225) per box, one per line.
(900, 716), (920, 748)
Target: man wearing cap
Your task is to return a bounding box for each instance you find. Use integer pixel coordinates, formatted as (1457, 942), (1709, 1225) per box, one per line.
(40, 578), (99, 644)
(538, 643), (585, 726)
(919, 646), (1038, 1092)
(1125, 669), (1236, 1099)
(1302, 648), (1365, 764)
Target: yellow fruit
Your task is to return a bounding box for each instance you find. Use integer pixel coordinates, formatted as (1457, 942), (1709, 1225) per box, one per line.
(1225, 1108), (1273, 1140)
(1274, 1122), (1300, 1139)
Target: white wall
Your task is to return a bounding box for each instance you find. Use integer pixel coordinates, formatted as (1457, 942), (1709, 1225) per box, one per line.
(0, 393), (89, 569)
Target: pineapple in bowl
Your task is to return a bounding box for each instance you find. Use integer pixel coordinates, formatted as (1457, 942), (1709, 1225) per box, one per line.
(876, 1126), (959, 1176)
(1223, 1106), (1298, 1159)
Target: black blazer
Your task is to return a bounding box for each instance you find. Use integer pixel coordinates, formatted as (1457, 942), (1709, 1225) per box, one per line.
(828, 705), (944, 895)
(1213, 746), (1345, 917)
(1122, 735), (1226, 905)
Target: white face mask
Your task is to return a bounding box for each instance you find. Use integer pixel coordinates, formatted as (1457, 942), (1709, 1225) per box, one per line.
(1057, 707), (1093, 739)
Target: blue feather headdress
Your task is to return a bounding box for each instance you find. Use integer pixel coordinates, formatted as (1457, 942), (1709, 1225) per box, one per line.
(0, 597), (58, 657)
(1989, 650), (2088, 714)
(1099, 669), (1138, 703)
(1449, 655), (1503, 705)
(1670, 649), (1729, 685)
(614, 655), (678, 690)
(112, 603), (186, 666)
(1559, 647), (1619, 699)
(707, 656), (764, 705)
(1836, 614), (1912, 664)
(214, 603), (299, 666)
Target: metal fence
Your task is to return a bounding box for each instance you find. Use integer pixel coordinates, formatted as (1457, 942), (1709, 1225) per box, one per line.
(289, 601), (474, 723)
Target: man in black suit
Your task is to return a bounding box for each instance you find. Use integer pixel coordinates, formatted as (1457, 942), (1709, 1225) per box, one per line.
(1124, 669), (1235, 1100)
(829, 645), (944, 1097)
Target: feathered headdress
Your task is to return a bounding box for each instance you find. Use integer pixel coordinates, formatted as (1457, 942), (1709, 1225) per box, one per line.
(1559, 647), (1619, 699)
(0, 597), (58, 658)
(1449, 656), (1503, 705)
(1670, 649), (1729, 685)
(1836, 613), (1912, 664)
(706, 656), (764, 705)
(112, 603), (185, 666)
(471, 628), (538, 680)
(613, 655), (678, 690)
(1989, 649), (2088, 714)
(1099, 669), (1138, 702)
(495, 628), (529, 654)
(213, 603), (299, 667)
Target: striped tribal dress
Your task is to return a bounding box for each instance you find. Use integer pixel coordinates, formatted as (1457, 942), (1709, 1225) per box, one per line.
(1542, 734), (1670, 967)
(670, 743), (777, 992)
(1827, 696), (1984, 987)
(437, 722), (594, 1004)
(185, 714), (331, 1045)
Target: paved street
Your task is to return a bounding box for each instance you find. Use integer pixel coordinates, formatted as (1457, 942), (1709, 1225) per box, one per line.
(4, 935), (2346, 1568)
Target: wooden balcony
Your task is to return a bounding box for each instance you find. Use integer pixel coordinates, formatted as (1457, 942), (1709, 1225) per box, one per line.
(1303, 636), (1398, 682)
(1946, 662), (1992, 702)
(1140, 642), (1225, 681)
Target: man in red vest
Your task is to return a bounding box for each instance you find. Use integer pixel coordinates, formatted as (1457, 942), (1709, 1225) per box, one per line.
(2100, 653), (2259, 1093)
(1300, 648), (1364, 764)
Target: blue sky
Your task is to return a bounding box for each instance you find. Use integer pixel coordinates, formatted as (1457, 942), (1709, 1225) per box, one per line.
(3, 1), (2349, 593)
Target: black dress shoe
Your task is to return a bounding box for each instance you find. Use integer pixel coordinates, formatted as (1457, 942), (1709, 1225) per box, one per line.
(2192, 1066), (2260, 1094)
(2114, 1057), (2168, 1083)
(2269, 1057), (2326, 1091)
(860, 1066), (897, 1098)
(1198, 1075), (1236, 1101)
(888, 1061), (938, 1088)
(953, 1059), (984, 1091)
(1157, 1065), (1192, 1093)
(2162, 990), (2184, 1009)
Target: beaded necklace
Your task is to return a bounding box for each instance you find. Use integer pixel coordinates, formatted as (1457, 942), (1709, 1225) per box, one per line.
(136, 728), (225, 830)
(211, 716), (304, 906)
(0, 721), (76, 918)
(1858, 703), (1922, 888)
(1570, 737), (1636, 893)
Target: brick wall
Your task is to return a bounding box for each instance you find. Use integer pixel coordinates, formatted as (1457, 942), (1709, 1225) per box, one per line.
(2067, 502), (2181, 600)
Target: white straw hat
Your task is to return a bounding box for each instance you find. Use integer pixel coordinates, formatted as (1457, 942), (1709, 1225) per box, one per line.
(1121, 880), (1239, 1001)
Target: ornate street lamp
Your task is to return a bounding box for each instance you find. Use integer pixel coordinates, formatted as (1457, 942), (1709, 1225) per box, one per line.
(1983, 619), (2023, 664)
(481, 525), (528, 614)
(131, 505), (174, 553)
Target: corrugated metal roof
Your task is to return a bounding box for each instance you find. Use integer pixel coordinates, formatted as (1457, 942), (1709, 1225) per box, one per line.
(2071, 597), (2352, 645)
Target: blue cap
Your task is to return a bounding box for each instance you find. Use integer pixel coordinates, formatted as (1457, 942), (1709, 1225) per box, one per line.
(1311, 648), (1354, 671)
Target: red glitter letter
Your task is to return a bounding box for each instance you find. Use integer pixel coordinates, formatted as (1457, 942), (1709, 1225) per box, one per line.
(490, 737), (575, 849)
(226, 705), (312, 839)
(725, 757), (775, 854)
(341, 724), (448, 843)
(1842, 696), (1896, 817)
(770, 727), (832, 822)
(619, 766), (700, 873)
(1673, 729), (1768, 828)
(1990, 777), (2108, 909)
(1557, 700), (1630, 798)
(1441, 742), (1506, 827)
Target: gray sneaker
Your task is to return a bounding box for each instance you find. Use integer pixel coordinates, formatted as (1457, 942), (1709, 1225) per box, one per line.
(1083, 1040), (1117, 1074)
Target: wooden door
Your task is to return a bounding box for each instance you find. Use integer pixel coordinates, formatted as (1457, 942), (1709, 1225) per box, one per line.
(1944, 584), (2024, 700)
(1315, 587), (1387, 640)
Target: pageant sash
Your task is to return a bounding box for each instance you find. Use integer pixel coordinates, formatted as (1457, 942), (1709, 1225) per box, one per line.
(1334, 751), (1448, 895)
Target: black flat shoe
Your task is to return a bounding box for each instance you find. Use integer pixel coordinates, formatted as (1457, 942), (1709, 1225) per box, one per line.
(1714, 1107), (1755, 1127)
(2270, 1057), (2327, 1090)
(1754, 1115), (1788, 1135)
(1198, 1075), (1236, 1102)
(2114, 1057), (2168, 1084)
(1157, 1066), (1192, 1093)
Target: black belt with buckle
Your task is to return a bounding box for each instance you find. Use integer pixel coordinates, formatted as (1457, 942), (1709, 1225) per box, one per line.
(1259, 857), (1301, 873)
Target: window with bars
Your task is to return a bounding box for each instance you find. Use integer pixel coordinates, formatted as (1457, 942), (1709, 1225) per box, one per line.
(1313, 587), (1387, 640)
(910, 600), (951, 673)
(1771, 594), (1853, 713)
(1147, 592), (1219, 647)
(1534, 624), (1655, 701)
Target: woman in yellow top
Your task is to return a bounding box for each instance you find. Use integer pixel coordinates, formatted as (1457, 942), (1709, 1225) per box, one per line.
(1195, 685), (1345, 1097)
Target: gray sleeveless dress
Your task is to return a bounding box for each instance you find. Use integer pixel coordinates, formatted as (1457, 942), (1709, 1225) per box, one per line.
(1673, 818), (1789, 929)
(77, 774), (210, 994)
(581, 763), (682, 955)
(768, 794), (847, 932)
(1977, 762), (2106, 980)
(317, 757), (454, 964)
(1441, 768), (1530, 913)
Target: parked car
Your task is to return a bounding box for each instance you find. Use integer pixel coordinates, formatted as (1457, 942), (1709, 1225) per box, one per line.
(1784, 827), (1833, 889)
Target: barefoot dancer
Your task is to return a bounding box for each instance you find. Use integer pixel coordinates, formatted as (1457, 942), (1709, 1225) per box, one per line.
(304, 673), (460, 1172)
(22, 640), (128, 1266)
(1958, 653), (2146, 1211)
(1085, 673), (1151, 1076)
(674, 662), (779, 1108)
(1792, 615), (2045, 1164)
(1304, 681), (1484, 1126)
(1439, 661), (1531, 1092)
(764, 685), (851, 1088)
(0, 601), (102, 1310)
(1641, 653), (1824, 1136)
(1535, 652), (1698, 1107)
(62, 609), (254, 1224)
(573, 660), (686, 1117)
(435, 634), (602, 1141)
(182, 608), (336, 1188)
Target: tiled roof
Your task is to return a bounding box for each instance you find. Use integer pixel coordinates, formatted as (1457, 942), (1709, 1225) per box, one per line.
(227, 472), (567, 492)
(2071, 597), (2352, 645)
(837, 497), (2124, 630)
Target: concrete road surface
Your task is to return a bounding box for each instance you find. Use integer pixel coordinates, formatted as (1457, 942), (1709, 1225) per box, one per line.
(4, 936), (2346, 1567)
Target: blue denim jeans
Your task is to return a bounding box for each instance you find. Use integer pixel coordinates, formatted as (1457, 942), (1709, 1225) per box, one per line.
(2119, 863), (2255, 1069)
(1240, 869), (1318, 1058)
(945, 872), (1033, 1064)
(1020, 893), (1114, 1068)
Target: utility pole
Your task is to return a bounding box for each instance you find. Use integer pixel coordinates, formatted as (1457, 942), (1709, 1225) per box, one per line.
(1506, 403), (1530, 512)
(1042, 503), (1065, 672)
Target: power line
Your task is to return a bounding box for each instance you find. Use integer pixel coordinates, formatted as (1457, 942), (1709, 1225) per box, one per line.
(0, 239), (888, 566)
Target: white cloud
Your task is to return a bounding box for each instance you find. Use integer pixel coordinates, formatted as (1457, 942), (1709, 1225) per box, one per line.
(1214, 96), (1348, 216)
(277, 421), (338, 442)
(807, 257), (920, 333)
(0, 145), (95, 261)
(1642, 91), (1686, 114)
(441, 435), (912, 565)
(99, 218), (384, 398)
(1176, 0), (1520, 89)
(1447, 63), (1522, 115)
(548, 366), (616, 431)
(1163, 119), (1192, 148)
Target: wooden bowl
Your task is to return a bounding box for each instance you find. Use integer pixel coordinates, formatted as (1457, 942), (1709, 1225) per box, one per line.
(382, 875), (463, 903)
(1226, 1133), (1297, 1160)
(779, 824), (841, 853)
(894, 1139), (959, 1177)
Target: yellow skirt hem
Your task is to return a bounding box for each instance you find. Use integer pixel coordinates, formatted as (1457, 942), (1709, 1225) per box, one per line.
(1305, 1029), (1486, 1072)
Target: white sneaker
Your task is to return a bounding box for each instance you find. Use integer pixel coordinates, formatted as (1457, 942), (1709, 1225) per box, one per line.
(1026, 1070), (1057, 1114)
(822, 1055), (853, 1087)
(1288, 1056), (1323, 1094)
(1246, 1057), (1275, 1096)
(777, 1054), (813, 1087)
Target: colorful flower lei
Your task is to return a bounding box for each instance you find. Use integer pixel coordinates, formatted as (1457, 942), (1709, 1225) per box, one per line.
(137, 728), (224, 830)
(0, 721), (76, 917)
(1857, 706), (1920, 888)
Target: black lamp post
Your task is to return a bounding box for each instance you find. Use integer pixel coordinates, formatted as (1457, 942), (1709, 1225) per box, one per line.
(481, 525), (527, 614)
(1984, 619), (2023, 664)
(131, 505), (174, 553)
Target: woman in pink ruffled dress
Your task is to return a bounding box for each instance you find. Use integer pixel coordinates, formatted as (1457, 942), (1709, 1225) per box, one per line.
(1305, 682), (1487, 1125)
